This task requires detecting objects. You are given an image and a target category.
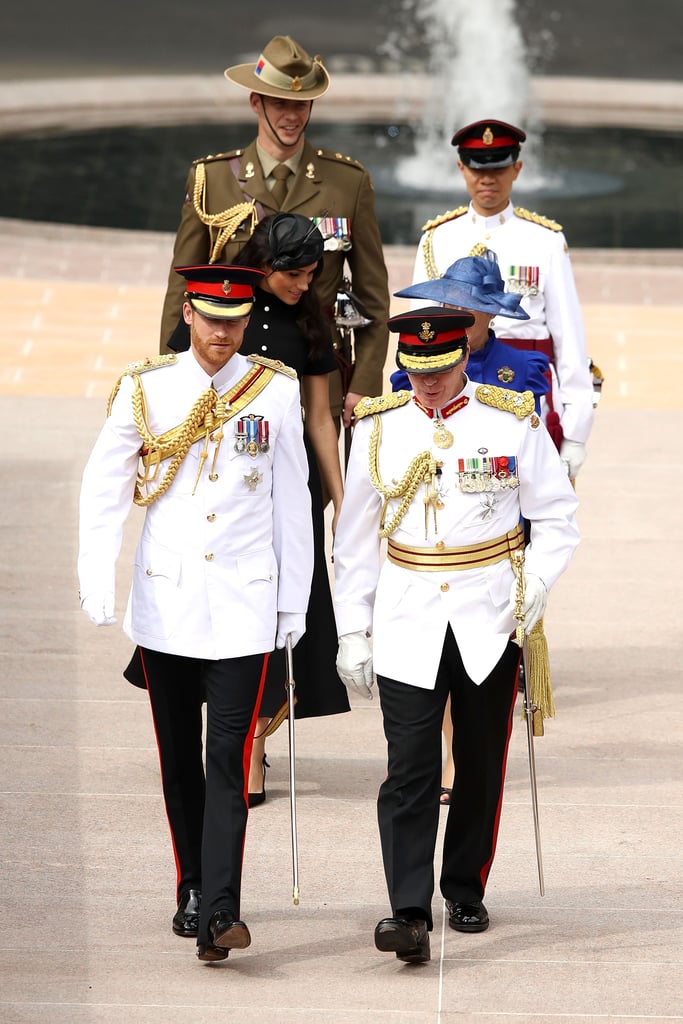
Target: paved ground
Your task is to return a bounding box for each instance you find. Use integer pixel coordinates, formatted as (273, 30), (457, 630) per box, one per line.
(0, 216), (682, 1022)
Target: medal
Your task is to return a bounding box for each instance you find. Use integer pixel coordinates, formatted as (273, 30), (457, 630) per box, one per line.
(433, 419), (453, 449)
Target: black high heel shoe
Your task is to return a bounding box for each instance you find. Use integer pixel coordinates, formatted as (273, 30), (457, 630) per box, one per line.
(248, 755), (269, 808)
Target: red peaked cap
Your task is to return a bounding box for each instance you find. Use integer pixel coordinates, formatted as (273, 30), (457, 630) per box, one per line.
(451, 119), (526, 169)
(389, 307), (474, 375)
(175, 264), (266, 319)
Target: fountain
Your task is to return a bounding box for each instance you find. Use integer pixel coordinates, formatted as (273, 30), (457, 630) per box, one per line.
(375, 0), (624, 208)
(386, 0), (546, 192)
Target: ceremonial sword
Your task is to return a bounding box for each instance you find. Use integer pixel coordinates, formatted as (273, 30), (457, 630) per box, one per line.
(285, 634), (300, 905)
(512, 550), (546, 897)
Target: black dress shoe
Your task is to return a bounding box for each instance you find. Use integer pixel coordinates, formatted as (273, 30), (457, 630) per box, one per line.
(172, 889), (201, 937)
(446, 900), (489, 933)
(197, 912), (251, 962)
(374, 917), (430, 963)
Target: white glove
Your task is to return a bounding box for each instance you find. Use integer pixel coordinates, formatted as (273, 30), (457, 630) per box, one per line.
(509, 574), (547, 634)
(276, 612), (306, 650)
(80, 592), (117, 626)
(336, 631), (374, 700)
(559, 438), (586, 479)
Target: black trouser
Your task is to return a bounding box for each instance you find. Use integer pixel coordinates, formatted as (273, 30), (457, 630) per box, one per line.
(140, 647), (268, 944)
(376, 628), (519, 929)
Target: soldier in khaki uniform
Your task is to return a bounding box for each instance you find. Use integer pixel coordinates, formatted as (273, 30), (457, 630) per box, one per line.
(160, 34), (390, 426)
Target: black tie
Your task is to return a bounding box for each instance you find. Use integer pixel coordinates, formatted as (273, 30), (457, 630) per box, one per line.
(270, 163), (292, 208)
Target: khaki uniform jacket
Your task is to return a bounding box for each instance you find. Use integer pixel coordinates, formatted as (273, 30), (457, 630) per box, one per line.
(160, 139), (390, 415)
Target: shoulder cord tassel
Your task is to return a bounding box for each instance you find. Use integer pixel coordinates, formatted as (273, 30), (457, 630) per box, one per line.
(193, 162), (257, 263)
(368, 414), (436, 538)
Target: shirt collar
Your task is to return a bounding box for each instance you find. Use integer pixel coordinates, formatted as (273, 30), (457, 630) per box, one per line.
(469, 200), (514, 231)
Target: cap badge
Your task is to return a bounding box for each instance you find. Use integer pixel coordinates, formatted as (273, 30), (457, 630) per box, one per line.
(222, 280), (232, 295)
(483, 126), (494, 145)
(291, 76), (302, 91)
(418, 321), (436, 342)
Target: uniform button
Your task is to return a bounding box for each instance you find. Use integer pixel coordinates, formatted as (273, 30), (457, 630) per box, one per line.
(205, 553), (214, 562)
(261, 345), (268, 352)
(207, 513), (216, 522)
(440, 583), (449, 593)
(263, 305), (270, 312)
(263, 323), (269, 329)
(436, 541), (445, 551)
(145, 568), (153, 576)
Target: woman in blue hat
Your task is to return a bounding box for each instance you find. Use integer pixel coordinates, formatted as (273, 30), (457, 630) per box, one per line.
(392, 249), (550, 804)
(392, 248), (549, 415)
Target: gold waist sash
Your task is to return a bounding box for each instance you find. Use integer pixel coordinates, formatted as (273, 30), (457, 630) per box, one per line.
(386, 523), (524, 571)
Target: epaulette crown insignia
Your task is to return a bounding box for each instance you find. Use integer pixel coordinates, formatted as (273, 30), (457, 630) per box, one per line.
(475, 384), (535, 420)
(354, 391), (412, 419)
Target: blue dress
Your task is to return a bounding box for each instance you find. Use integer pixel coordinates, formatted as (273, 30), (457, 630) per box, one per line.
(390, 330), (549, 413)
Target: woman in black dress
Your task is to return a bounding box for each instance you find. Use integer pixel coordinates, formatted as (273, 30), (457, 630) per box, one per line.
(235, 213), (349, 803)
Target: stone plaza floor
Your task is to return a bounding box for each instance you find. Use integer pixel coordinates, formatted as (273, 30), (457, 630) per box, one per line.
(1, 215), (682, 1022)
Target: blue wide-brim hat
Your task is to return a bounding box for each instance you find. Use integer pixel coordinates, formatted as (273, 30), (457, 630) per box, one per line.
(395, 254), (530, 320)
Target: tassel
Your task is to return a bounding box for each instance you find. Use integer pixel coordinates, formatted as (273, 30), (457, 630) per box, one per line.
(524, 616), (555, 722)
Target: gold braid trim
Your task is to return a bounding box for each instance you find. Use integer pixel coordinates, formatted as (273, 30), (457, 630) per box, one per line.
(106, 355), (177, 417)
(368, 413), (436, 538)
(130, 363), (275, 506)
(421, 206), (468, 280)
(513, 206), (563, 232)
(475, 384), (535, 419)
(193, 161), (257, 263)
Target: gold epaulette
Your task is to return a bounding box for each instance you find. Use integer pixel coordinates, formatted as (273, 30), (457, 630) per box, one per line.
(106, 355), (177, 417)
(354, 391), (412, 419)
(125, 354), (177, 375)
(513, 206), (563, 232)
(315, 148), (365, 170)
(247, 354), (298, 380)
(421, 206), (468, 232)
(475, 384), (535, 420)
(193, 149), (242, 165)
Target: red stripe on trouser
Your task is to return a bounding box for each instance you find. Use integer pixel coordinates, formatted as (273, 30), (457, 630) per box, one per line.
(139, 650), (185, 897)
(478, 646), (522, 892)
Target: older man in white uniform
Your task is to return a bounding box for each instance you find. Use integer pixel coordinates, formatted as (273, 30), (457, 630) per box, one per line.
(78, 264), (313, 963)
(334, 307), (579, 963)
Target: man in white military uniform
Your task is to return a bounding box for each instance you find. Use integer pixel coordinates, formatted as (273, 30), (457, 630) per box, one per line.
(78, 265), (313, 963)
(334, 307), (579, 963)
(412, 119), (593, 478)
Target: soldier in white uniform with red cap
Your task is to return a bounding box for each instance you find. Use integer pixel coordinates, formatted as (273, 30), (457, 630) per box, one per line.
(78, 264), (313, 963)
(411, 118), (593, 478)
(333, 307), (579, 963)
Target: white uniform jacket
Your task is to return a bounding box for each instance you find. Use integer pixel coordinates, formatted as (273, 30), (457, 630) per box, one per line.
(333, 379), (579, 688)
(79, 350), (313, 660)
(412, 201), (594, 444)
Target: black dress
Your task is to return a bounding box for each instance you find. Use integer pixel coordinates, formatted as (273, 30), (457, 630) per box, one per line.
(124, 290), (349, 720)
(239, 289), (349, 719)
